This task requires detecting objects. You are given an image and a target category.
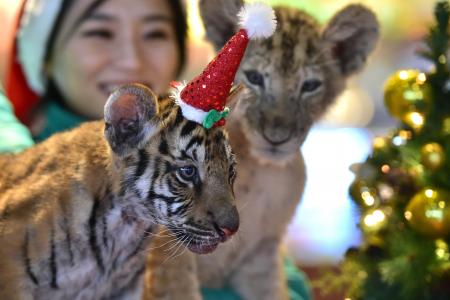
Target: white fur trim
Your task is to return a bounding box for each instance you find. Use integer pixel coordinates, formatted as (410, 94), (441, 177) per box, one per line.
(238, 2), (276, 39)
(18, 0), (62, 94)
(170, 83), (208, 124)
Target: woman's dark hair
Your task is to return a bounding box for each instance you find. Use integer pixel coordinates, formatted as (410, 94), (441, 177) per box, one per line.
(167, 0), (188, 76)
(42, 0), (188, 102)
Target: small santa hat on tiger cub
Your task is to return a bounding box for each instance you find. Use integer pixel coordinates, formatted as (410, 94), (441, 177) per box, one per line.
(172, 2), (277, 129)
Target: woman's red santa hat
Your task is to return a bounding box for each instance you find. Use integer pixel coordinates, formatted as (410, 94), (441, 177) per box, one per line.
(171, 2), (276, 129)
(4, 0), (64, 124)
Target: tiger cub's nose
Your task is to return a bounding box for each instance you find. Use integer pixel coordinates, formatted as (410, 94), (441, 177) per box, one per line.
(209, 204), (239, 242)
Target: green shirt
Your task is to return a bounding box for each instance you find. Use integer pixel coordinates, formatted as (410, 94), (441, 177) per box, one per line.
(0, 91), (34, 153)
(202, 258), (311, 300)
(34, 101), (87, 142)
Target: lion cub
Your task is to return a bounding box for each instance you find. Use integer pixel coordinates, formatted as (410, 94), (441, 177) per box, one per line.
(145, 1), (379, 300)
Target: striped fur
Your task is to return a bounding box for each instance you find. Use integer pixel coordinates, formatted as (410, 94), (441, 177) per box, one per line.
(0, 85), (238, 300)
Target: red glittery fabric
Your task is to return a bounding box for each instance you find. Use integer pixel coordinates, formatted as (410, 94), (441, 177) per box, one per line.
(180, 29), (249, 113)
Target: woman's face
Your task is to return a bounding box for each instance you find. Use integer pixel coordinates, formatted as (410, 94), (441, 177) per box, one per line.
(49, 0), (180, 119)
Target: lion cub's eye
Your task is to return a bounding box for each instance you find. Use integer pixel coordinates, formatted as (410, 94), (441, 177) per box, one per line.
(177, 166), (197, 180)
(244, 70), (264, 87)
(301, 79), (322, 93)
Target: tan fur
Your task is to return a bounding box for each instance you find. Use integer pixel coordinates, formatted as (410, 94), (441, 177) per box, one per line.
(143, 227), (201, 300)
(145, 2), (379, 300)
(0, 84), (239, 299)
(0, 122), (114, 299)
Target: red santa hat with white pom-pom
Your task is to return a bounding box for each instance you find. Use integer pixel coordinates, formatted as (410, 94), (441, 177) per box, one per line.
(171, 2), (276, 129)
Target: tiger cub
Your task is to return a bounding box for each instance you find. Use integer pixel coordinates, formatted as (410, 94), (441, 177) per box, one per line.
(0, 84), (239, 300)
(145, 1), (379, 300)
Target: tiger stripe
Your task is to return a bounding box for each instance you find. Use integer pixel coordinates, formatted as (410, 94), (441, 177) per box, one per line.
(49, 226), (59, 289)
(23, 230), (39, 286)
(88, 197), (105, 273)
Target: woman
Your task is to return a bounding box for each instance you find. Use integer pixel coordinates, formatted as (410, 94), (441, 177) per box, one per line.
(4, 0), (186, 141)
(0, 0), (311, 299)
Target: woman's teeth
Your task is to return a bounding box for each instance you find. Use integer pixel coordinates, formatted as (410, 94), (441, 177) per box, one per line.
(100, 84), (124, 95)
(100, 83), (152, 95)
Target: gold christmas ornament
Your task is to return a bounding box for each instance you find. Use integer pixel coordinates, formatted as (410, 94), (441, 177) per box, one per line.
(402, 112), (425, 132)
(406, 164), (427, 189)
(421, 142), (445, 170)
(361, 208), (388, 233)
(409, 163), (425, 179)
(435, 239), (450, 261)
(405, 188), (450, 238)
(372, 136), (391, 153)
(373, 136), (388, 149)
(384, 70), (431, 123)
(350, 180), (379, 207)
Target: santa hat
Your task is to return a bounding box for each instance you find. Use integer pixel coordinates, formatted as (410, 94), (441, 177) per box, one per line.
(172, 2), (276, 129)
(4, 0), (64, 124)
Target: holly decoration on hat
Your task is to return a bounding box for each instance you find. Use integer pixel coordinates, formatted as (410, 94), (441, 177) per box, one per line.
(172, 2), (277, 129)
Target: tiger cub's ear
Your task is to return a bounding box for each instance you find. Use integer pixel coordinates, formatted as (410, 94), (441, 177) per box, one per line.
(104, 83), (160, 157)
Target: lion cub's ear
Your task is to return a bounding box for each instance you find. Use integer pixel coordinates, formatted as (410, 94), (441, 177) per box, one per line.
(104, 84), (160, 157)
(322, 4), (379, 77)
(199, 0), (244, 51)
(227, 83), (247, 111)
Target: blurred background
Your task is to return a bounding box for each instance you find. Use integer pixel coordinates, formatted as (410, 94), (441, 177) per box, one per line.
(0, 0), (439, 296)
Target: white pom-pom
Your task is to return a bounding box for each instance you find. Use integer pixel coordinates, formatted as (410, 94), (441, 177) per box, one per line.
(238, 2), (277, 39)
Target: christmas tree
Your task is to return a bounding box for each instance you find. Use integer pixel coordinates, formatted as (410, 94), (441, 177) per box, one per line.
(326, 1), (450, 299)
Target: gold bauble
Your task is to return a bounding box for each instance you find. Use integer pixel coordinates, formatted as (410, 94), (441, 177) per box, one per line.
(435, 239), (450, 261)
(402, 112), (425, 133)
(350, 180), (378, 207)
(373, 136), (388, 149)
(421, 143), (445, 170)
(361, 208), (389, 233)
(405, 188), (450, 238)
(372, 136), (392, 154)
(384, 70), (431, 122)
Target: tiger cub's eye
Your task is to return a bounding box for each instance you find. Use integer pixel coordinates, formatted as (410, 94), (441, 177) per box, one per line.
(177, 166), (197, 180)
